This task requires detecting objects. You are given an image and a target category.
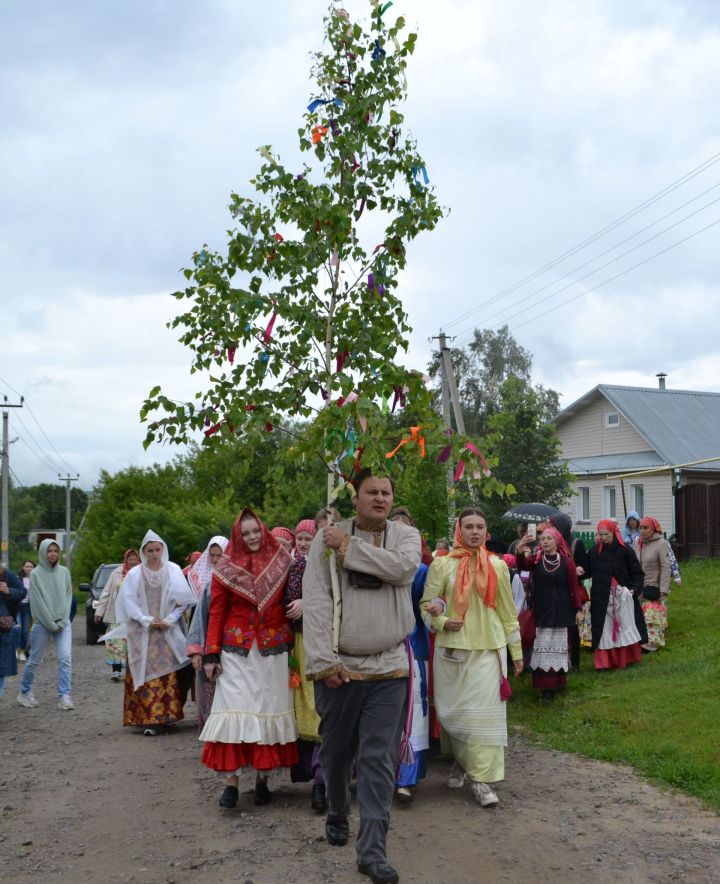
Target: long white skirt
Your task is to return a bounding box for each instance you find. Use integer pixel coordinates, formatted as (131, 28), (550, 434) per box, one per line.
(199, 645), (297, 747)
(434, 647), (506, 783)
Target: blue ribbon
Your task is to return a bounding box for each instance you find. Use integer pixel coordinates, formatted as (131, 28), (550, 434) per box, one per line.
(372, 39), (386, 60)
(412, 164), (430, 188)
(307, 97), (344, 113)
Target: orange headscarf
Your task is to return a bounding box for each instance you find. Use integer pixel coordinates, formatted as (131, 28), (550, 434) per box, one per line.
(447, 519), (497, 617)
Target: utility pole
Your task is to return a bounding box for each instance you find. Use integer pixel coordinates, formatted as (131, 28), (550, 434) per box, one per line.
(1, 396), (24, 566)
(59, 473), (80, 570)
(434, 331), (465, 530)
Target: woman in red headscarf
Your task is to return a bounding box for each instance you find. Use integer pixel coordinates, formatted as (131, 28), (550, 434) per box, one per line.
(94, 549), (140, 682)
(200, 509), (298, 809)
(515, 527), (585, 700)
(634, 516), (671, 651)
(420, 508), (522, 808)
(586, 520), (647, 670)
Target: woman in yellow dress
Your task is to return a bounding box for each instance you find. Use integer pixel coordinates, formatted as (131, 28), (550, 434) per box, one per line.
(421, 508), (522, 807)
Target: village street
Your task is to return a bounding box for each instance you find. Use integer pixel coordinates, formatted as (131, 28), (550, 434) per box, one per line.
(1, 627), (719, 884)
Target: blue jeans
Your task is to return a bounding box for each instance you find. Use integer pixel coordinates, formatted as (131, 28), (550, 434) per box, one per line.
(20, 622), (73, 698)
(0, 676), (5, 701)
(14, 604), (31, 652)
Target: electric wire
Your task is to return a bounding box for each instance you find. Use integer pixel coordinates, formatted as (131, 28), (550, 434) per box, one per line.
(452, 192), (720, 342)
(442, 149), (720, 332)
(23, 401), (78, 474)
(494, 215), (720, 335)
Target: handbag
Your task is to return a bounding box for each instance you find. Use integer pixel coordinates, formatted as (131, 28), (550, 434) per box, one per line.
(0, 615), (14, 633)
(519, 606), (535, 651)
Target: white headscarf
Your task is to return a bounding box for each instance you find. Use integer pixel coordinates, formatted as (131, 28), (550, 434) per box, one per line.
(187, 535), (229, 600)
(103, 529), (197, 688)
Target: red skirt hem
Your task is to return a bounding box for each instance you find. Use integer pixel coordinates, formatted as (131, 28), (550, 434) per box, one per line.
(202, 740), (299, 772)
(594, 644), (641, 670)
(532, 670), (568, 690)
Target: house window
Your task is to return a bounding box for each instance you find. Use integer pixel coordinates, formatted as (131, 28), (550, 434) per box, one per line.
(576, 487), (590, 521)
(631, 483), (644, 517)
(603, 485), (616, 519)
(605, 411), (620, 428)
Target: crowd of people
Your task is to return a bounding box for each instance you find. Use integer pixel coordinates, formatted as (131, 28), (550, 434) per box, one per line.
(0, 474), (682, 884)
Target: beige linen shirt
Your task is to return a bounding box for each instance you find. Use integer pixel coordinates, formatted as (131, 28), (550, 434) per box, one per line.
(302, 518), (421, 681)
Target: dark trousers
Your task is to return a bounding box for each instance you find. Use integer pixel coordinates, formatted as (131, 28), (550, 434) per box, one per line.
(315, 678), (407, 865)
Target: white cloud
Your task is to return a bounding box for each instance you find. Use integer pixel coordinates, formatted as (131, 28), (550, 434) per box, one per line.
(3, 0), (720, 486)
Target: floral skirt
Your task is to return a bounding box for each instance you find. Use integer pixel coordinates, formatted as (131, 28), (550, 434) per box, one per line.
(104, 625), (127, 667)
(123, 668), (187, 727)
(642, 601), (668, 650)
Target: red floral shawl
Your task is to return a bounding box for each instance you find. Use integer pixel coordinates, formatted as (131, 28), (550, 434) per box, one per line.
(214, 508), (292, 612)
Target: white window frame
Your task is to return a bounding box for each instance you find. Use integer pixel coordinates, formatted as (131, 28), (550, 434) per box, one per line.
(577, 486), (591, 522)
(605, 411), (620, 428)
(602, 485), (617, 519)
(630, 483), (644, 517)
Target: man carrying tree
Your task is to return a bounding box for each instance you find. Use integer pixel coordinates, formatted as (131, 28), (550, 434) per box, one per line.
(303, 469), (421, 884)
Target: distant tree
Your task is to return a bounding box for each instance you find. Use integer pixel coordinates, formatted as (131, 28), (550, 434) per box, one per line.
(480, 376), (572, 539)
(429, 325), (560, 437)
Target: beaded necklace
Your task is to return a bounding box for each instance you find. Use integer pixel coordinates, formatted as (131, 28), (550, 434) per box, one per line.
(542, 552), (561, 573)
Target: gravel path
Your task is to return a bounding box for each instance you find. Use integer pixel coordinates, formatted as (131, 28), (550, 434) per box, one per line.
(1, 623), (718, 883)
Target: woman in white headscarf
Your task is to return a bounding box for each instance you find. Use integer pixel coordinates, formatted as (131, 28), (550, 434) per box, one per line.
(186, 535), (229, 729)
(107, 530), (196, 736)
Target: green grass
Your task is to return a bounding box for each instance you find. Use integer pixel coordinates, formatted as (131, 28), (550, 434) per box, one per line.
(508, 559), (720, 811)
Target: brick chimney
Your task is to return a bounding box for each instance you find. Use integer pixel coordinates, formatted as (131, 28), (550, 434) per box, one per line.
(656, 372), (667, 390)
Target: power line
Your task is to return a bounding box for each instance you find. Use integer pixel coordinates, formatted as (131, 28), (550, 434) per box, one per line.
(0, 376), (79, 477)
(14, 431), (63, 478)
(442, 149), (720, 331)
(455, 191), (720, 340)
(496, 215), (720, 335)
(24, 401), (78, 474)
(9, 466), (26, 489)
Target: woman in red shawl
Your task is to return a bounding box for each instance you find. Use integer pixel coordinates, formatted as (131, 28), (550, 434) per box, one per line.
(516, 527), (585, 701)
(586, 519), (647, 670)
(94, 549), (140, 681)
(200, 509), (298, 809)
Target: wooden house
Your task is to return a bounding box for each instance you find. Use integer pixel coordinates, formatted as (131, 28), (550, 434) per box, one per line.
(552, 379), (720, 557)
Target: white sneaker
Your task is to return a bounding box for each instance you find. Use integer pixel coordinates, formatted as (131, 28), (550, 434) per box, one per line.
(447, 761), (466, 789)
(17, 691), (38, 707)
(58, 695), (75, 710)
(471, 781), (499, 807)
(111, 671), (123, 681)
(16, 649), (27, 662)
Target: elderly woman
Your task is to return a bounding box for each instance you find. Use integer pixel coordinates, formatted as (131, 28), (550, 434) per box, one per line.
(420, 508), (522, 808)
(634, 517), (671, 651)
(587, 520), (647, 670)
(516, 528), (585, 701)
(94, 549), (140, 681)
(200, 509), (298, 809)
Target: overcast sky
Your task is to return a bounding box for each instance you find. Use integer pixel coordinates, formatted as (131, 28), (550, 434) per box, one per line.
(2, 0), (719, 489)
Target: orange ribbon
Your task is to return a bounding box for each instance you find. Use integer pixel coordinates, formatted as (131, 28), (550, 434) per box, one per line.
(385, 426), (425, 460)
(312, 125), (328, 144)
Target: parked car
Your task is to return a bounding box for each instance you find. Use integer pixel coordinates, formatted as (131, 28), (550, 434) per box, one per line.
(78, 563), (121, 645)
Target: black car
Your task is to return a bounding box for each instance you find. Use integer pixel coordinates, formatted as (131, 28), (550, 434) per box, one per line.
(78, 563), (121, 645)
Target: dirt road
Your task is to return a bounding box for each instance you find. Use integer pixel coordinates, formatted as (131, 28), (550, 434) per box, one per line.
(1, 625), (718, 883)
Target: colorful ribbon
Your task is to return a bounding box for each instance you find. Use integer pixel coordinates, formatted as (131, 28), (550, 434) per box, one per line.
(386, 426), (426, 459)
(307, 97), (344, 113)
(464, 441), (491, 477)
(453, 459), (465, 482)
(372, 39), (386, 60)
(312, 125), (328, 144)
(412, 164), (430, 188)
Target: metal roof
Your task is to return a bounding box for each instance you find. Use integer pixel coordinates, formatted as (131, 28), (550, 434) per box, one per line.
(567, 452), (666, 475)
(554, 384), (720, 471)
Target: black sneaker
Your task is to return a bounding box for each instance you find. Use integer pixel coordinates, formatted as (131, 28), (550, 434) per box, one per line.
(311, 783), (327, 813)
(219, 785), (239, 808)
(254, 779), (272, 805)
(357, 861), (399, 883)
